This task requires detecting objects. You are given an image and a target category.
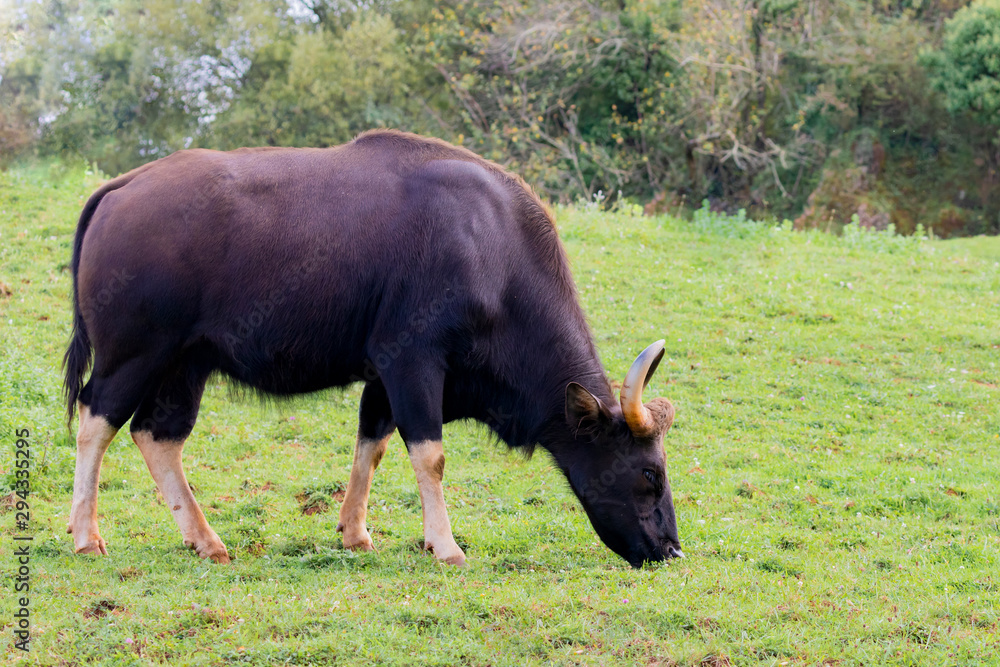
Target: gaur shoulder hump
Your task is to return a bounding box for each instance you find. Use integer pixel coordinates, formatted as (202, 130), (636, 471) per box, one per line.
(352, 129), (554, 225)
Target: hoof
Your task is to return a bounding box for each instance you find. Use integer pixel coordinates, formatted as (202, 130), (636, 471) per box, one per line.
(343, 536), (375, 552)
(206, 549), (231, 564)
(425, 541), (466, 567)
(74, 537), (108, 556)
(337, 521), (375, 552)
(185, 537), (231, 563)
(441, 552), (466, 567)
(196, 544), (231, 564)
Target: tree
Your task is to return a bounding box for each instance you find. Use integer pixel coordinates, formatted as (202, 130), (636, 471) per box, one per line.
(1, 0), (281, 172)
(925, 0), (1000, 229)
(212, 11), (422, 149)
(928, 0), (1000, 129)
(419, 0), (680, 201)
(666, 0), (809, 207)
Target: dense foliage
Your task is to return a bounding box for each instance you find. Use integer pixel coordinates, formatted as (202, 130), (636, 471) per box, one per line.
(1, 0), (998, 234)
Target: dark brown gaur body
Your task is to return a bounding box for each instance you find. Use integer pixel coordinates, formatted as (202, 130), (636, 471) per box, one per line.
(64, 130), (680, 567)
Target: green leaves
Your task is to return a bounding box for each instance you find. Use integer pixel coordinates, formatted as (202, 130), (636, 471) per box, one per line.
(927, 0), (1000, 124)
(1, 0), (999, 231)
(218, 12), (417, 148)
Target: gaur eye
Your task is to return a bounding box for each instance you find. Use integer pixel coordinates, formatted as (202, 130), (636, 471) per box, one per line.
(643, 469), (659, 487)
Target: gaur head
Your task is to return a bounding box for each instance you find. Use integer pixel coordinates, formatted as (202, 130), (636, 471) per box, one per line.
(563, 340), (681, 567)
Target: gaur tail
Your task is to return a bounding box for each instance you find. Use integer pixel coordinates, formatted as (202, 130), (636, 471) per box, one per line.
(63, 169), (146, 428)
(63, 304), (92, 429)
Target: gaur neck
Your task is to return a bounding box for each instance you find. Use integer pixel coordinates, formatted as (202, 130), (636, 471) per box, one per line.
(476, 295), (614, 455)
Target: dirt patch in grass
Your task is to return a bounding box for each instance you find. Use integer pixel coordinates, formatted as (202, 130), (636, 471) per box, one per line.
(84, 599), (124, 619)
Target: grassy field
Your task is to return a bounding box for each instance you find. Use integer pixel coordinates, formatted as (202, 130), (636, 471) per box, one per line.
(1, 162), (999, 666)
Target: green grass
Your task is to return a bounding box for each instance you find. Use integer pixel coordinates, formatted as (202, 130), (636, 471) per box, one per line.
(1, 163), (999, 665)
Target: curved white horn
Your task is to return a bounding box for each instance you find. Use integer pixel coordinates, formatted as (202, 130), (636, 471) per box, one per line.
(620, 339), (666, 437)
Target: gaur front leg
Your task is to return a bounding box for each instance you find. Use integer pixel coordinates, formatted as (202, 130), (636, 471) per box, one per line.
(407, 439), (465, 566)
(378, 361), (465, 566)
(67, 404), (118, 554)
(338, 379), (395, 551)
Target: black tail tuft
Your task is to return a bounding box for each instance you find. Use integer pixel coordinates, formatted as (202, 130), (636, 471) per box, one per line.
(63, 309), (92, 428)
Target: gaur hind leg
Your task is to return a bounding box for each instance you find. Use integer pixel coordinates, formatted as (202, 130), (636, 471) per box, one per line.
(130, 358), (229, 563)
(381, 363), (465, 566)
(69, 355), (169, 555)
(338, 379), (396, 551)
(69, 403), (119, 554)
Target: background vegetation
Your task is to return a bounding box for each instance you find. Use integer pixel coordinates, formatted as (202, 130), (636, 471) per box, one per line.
(2, 0), (1000, 235)
(2, 161), (999, 665)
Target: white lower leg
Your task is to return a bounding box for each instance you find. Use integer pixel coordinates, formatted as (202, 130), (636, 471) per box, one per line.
(337, 433), (390, 551)
(408, 440), (465, 566)
(68, 404), (118, 555)
(132, 431), (230, 563)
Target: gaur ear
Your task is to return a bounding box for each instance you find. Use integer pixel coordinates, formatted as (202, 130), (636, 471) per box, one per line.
(565, 382), (611, 429)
